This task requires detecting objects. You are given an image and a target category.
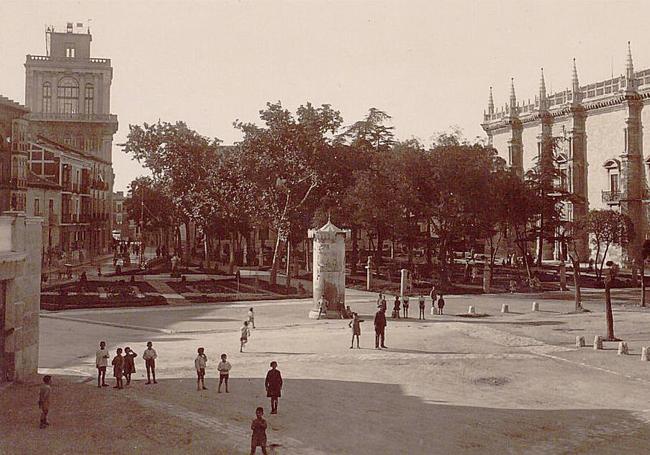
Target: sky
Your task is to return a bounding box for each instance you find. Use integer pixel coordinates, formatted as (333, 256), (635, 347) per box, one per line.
(1, 0), (649, 192)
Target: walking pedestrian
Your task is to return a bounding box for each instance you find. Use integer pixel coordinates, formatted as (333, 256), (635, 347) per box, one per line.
(96, 341), (110, 388)
(195, 347), (208, 391)
(348, 313), (364, 349)
(240, 321), (251, 352)
(38, 375), (52, 429)
(265, 361), (283, 415)
(380, 295), (387, 312)
(418, 294), (426, 320)
(317, 295), (327, 319)
(402, 295), (410, 318)
(248, 307), (256, 329)
(374, 308), (387, 349)
(218, 353), (231, 393)
(376, 292), (384, 308)
(250, 407), (268, 455)
(393, 295), (401, 319)
(123, 347), (138, 386)
(112, 348), (124, 389)
(143, 341), (158, 384)
(437, 294), (446, 315)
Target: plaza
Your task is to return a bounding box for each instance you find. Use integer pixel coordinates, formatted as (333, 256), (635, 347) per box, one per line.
(4, 287), (650, 454)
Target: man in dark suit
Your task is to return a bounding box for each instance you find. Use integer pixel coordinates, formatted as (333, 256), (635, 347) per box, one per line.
(374, 308), (387, 349)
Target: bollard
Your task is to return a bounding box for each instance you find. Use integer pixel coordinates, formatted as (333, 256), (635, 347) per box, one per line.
(593, 335), (603, 350)
(501, 303), (509, 313)
(618, 341), (629, 355)
(641, 347), (649, 361)
(576, 336), (585, 348)
(468, 306), (476, 314)
(532, 301), (539, 312)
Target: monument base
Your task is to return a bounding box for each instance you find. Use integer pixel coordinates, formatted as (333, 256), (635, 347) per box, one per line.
(308, 309), (343, 319)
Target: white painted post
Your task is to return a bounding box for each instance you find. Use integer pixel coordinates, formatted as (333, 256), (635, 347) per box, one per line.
(532, 301), (539, 312)
(501, 303), (509, 313)
(593, 335), (603, 350)
(576, 336), (585, 348)
(641, 347), (649, 361)
(468, 306), (476, 314)
(618, 341), (629, 355)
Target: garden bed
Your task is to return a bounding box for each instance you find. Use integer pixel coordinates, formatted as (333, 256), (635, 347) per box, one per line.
(41, 293), (166, 310)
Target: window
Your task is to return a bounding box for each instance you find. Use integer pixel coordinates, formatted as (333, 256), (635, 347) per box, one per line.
(610, 173), (619, 194)
(42, 82), (52, 113)
(84, 84), (94, 114)
(65, 46), (75, 58)
(57, 77), (79, 114)
(49, 199), (54, 214)
(34, 198), (41, 216)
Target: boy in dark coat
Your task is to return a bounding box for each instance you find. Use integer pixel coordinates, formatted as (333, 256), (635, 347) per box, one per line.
(264, 361), (283, 415)
(374, 308), (387, 349)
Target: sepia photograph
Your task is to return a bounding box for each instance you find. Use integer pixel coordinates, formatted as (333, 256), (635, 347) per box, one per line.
(2, 0), (650, 453)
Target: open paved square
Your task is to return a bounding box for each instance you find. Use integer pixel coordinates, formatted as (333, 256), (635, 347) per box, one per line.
(5, 289), (650, 454)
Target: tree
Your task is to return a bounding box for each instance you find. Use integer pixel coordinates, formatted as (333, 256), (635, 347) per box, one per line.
(557, 218), (588, 312)
(125, 176), (178, 247)
(234, 102), (343, 285)
(586, 209), (634, 279)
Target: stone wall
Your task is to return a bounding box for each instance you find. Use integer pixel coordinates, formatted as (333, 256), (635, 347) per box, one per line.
(0, 212), (42, 382)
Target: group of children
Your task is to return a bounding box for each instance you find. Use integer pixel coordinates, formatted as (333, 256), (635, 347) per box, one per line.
(95, 340), (159, 389)
(195, 348), (232, 392)
(375, 289), (445, 321)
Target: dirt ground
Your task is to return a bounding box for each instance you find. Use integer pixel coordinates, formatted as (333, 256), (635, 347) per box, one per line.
(5, 288), (650, 454)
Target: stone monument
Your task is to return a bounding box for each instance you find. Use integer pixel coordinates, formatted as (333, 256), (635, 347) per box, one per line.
(308, 220), (350, 319)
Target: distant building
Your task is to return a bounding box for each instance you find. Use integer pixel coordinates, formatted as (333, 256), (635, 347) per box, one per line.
(0, 95), (30, 213)
(112, 191), (136, 240)
(481, 43), (650, 264)
(23, 24), (117, 259)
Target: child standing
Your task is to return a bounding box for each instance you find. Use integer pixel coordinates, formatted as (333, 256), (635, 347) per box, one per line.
(431, 293), (437, 316)
(393, 295), (401, 319)
(248, 307), (256, 329)
(143, 341), (158, 384)
(240, 321), (251, 352)
(95, 341), (110, 388)
(112, 348), (124, 389)
(217, 353), (232, 393)
(348, 313), (364, 349)
(123, 347), (137, 386)
(250, 407), (268, 455)
(437, 294), (446, 315)
(38, 375), (52, 429)
(265, 361), (283, 414)
(402, 295), (410, 318)
(418, 294), (426, 320)
(195, 347), (208, 391)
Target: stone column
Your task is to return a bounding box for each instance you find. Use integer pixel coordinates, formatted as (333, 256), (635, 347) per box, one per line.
(569, 104), (589, 259)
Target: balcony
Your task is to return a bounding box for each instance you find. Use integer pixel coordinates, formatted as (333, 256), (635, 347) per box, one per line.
(90, 180), (109, 191)
(79, 213), (91, 223)
(61, 180), (73, 192)
(26, 55), (111, 66)
(48, 212), (58, 225)
(26, 112), (118, 124)
(602, 190), (621, 204)
(9, 177), (27, 189)
(61, 213), (76, 224)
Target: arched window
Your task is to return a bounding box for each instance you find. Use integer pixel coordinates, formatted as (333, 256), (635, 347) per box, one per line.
(602, 159), (621, 204)
(57, 77), (79, 114)
(84, 83), (94, 115)
(42, 82), (52, 113)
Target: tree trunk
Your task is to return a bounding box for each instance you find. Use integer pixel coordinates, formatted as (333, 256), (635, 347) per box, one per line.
(374, 228), (383, 265)
(228, 231), (236, 275)
(270, 226), (287, 286)
(570, 255), (582, 311)
(350, 226), (358, 275)
(642, 260), (646, 307)
(604, 280), (616, 340)
(285, 238), (291, 291)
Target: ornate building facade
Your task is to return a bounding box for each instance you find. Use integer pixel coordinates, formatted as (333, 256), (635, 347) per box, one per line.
(482, 43), (650, 264)
(23, 24), (117, 258)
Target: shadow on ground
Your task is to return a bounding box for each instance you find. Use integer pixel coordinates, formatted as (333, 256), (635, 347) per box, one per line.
(3, 375), (650, 454)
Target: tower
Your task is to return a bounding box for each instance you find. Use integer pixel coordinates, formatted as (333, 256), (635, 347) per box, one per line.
(507, 79), (524, 177)
(24, 24), (117, 256)
(619, 42), (644, 265)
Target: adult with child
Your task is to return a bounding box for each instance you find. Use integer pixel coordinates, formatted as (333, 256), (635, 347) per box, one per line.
(195, 347), (208, 390)
(348, 313), (364, 349)
(143, 341), (158, 384)
(123, 347), (138, 386)
(265, 361), (283, 415)
(38, 375), (52, 429)
(95, 341), (110, 388)
(218, 353), (232, 393)
(374, 308), (388, 349)
(112, 348), (124, 389)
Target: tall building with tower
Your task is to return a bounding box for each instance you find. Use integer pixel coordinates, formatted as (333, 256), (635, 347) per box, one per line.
(482, 43), (650, 265)
(22, 22), (117, 259)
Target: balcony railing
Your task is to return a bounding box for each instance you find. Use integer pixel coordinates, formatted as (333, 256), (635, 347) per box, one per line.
(61, 180), (73, 192)
(26, 55), (111, 66)
(26, 112), (118, 123)
(9, 177), (27, 189)
(61, 213), (76, 224)
(602, 190), (621, 204)
(48, 212), (58, 225)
